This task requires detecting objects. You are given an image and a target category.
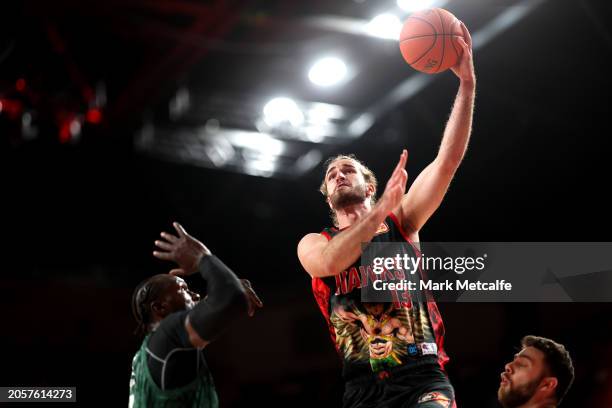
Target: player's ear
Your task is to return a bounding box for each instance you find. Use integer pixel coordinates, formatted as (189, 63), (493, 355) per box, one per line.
(365, 183), (375, 198)
(151, 300), (168, 318)
(540, 377), (558, 395)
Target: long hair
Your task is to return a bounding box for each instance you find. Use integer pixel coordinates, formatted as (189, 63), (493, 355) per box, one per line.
(319, 154), (378, 227)
(131, 276), (169, 337)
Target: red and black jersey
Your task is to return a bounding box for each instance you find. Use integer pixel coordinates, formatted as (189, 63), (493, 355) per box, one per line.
(311, 213), (449, 380)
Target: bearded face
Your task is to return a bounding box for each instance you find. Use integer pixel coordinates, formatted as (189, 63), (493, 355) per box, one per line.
(498, 346), (557, 407)
(324, 158), (374, 216)
(498, 375), (543, 408)
(329, 181), (368, 210)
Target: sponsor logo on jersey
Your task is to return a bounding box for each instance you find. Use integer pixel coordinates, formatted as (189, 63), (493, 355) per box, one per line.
(419, 342), (438, 355)
(418, 391), (451, 407)
(407, 343), (419, 356)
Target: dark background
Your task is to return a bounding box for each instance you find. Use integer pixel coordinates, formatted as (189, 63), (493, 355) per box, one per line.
(2, 0), (612, 406)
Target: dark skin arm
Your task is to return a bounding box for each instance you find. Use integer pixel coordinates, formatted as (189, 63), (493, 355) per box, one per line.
(153, 222), (263, 347)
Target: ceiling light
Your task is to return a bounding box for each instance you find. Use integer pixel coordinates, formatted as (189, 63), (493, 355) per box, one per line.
(308, 57), (348, 87)
(366, 14), (402, 40)
(397, 0), (437, 12)
(263, 97), (304, 127)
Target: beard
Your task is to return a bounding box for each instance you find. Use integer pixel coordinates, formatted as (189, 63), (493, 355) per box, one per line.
(330, 183), (368, 210)
(498, 376), (542, 408)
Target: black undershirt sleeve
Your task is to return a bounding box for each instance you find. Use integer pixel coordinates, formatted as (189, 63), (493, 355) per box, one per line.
(145, 255), (248, 389)
(147, 311), (200, 389)
(187, 255), (247, 342)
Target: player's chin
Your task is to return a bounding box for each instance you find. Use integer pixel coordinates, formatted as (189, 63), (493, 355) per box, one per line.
(497, 382), (510, 399)
(497, 387), (507, 402)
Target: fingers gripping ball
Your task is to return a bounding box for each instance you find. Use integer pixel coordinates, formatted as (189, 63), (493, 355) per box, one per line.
(399, 8), (466, 74)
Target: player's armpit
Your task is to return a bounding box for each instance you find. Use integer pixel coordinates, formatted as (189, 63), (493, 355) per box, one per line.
(184, 314), (211, 349)
(297, 233), (332, 278)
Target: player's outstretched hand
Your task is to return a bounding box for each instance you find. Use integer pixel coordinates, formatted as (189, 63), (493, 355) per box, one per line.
(153, 222), (212, 276)
(451, 22), (475, 84)
(376, 150), (408, 215)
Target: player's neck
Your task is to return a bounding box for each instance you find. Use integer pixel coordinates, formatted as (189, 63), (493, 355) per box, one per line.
(148, 321), (161, 333)
(335, 201), (371, 229)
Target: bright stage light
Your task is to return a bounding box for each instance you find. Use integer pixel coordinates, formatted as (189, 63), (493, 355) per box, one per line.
(397, 0), (437, 12)
(263, 97), (304, 127)
(366, 14), (402, 40)
(308, 57), (347, 87)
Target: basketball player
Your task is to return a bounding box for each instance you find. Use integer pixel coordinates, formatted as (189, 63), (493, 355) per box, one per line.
(129, 222), (263, 408)
(498, 336), (574, 408)
(297, 23), (475, 408)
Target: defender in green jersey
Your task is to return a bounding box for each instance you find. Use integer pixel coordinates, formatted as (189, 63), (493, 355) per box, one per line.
(129, 222), (262, 407)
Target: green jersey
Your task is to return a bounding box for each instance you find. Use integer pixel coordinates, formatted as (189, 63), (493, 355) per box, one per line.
(129, 334), (218, 408)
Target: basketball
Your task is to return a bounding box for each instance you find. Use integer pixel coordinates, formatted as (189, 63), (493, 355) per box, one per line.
(399, 8), (466, 74)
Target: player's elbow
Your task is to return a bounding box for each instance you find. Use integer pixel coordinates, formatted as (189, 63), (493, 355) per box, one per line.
(302, 260), (336, 278)
(188, 284), (248, 343)
(325, 262), (343, 277)
(214, 283), (248, 317)
(312, 258), (342, 278)
(298, 234), (342, 278)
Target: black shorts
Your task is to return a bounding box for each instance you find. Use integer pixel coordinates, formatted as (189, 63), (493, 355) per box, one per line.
(342, 360), (454, 408)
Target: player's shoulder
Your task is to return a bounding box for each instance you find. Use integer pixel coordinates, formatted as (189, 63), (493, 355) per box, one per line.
(297, 233), (332, 264)
(150, 310), (191, 349)
(298, 232), (328, 249)
(297, 233), (331, 278)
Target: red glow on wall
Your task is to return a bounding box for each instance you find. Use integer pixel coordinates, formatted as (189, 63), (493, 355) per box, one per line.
(85, 108), (102, 124)
(59, 121), (72, 143)
(16, 78), (26, 92)
(0, 99), (24, 119)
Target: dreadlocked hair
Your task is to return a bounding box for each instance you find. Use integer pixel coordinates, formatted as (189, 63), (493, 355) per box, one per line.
(131, 276), (168, 337)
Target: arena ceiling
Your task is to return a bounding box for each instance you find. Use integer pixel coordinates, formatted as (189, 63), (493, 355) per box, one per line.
(2, 0), (566, 178)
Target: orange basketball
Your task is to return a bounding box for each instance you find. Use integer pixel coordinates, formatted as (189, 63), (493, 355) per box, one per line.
(399, 8), (465, 74)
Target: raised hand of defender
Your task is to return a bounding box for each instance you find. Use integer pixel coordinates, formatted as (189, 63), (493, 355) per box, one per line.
(153, 222), (212, 276)
(451, 22), (475, 84)
(377, 150), (408, 215)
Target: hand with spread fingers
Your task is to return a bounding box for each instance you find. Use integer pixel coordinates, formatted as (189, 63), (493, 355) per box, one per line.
(153, 222), (263, 317)
(153, 222), (211, 276)
(132, 223), (265, 406)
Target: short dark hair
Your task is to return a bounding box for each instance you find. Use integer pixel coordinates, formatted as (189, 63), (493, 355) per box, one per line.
(521, 335), (574, 404)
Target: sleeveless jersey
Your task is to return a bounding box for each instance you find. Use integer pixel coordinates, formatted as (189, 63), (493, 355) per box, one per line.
(129, 334), (219, 408)
(311, 213), (449, 380)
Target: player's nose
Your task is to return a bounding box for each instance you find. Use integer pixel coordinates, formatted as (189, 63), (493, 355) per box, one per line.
(190, 291), (200, 302)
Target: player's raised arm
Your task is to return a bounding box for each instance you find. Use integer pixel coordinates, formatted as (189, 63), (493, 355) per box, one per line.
(399, 22), (476, 233)
(154, 223), (261, 347)
(130, 224), (263, 406)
